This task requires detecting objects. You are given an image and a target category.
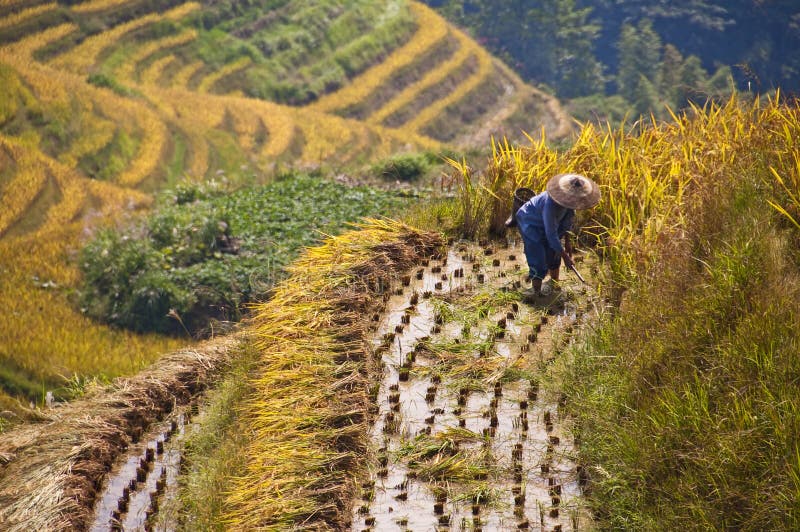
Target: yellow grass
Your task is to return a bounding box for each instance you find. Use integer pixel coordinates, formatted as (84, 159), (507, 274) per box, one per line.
(309, 1), (448, 113)
(0, 2), (57, 31)
(71, 0), (136, 14)
(196, 56), (252, 94)
(49, 2), (200, 75)
(138, 53), (175, 86)
(114, 30), (197, 83)
(0, 136), (48, 236)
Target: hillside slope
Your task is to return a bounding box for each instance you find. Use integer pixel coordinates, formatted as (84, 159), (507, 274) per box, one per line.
(0, 0), (571, 406)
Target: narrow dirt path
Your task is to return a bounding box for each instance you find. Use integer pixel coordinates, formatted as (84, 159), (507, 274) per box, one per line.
(352, 240), (595, 531)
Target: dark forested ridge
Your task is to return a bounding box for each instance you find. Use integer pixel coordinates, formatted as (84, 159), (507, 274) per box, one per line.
(425, 0), (800, 120)
(589, 1), (800, 92)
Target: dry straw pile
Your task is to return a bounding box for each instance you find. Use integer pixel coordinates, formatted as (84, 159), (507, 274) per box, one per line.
(224, 219), (442, 530)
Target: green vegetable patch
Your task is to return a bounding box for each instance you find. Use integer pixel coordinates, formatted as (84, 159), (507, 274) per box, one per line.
(78, 173), (407, 335)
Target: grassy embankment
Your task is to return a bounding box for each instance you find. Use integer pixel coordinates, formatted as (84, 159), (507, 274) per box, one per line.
(446, 94), (800, 529)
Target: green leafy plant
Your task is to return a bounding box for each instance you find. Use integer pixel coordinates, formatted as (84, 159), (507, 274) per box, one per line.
(78, 173), (406, 335)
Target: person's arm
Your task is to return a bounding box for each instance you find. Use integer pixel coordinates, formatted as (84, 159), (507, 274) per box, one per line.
(560, 209), (575, 237)
(542, 198), (564, 253)
(562, 233), (574, 268)
(559, 209), (575, 266)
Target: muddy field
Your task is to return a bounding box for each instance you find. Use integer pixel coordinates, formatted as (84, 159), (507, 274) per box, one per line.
(352, 241), (594, 531)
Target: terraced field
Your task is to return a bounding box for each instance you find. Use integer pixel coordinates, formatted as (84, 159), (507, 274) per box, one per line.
(0, 0), (569, 440)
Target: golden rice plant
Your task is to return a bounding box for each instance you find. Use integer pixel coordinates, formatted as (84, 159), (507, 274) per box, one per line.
(225, 106), (259, 152)
(402, 41), (493, 133)
(0, 136), (48, 236)
(0, 134), (90, 237)
(89, 87), (167, 187)
(138, 54), (176, 87)
(114, 30), (197, 83)
(224, 95), (294, 159)
(451, 93), (800, 287)
(50, 2), (200, 75)
(761, 94), (800, 228)
(0, 177), (178, 384)
(292, 107), (357, 164)
(168, 59), (203, 89)
(225, 219), (443, 530)
(196, 56), (251, 94)
(310, 1), (447, 114)
(41, 151), (91, 232)
(144, 87), (215, 178)
(0, 2), (57, 31)
(2, 22), (78, 63)
(58, 111), (116, 168)
(224, 94), (296, 160)
(2, 38), (161, 189)
(369, 28), (472, 126)
(373, 121), (443, 154)
(0, 0), (36, 11)
(70, 0), (136, 14)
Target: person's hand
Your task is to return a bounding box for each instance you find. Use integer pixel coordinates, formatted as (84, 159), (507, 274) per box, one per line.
(561, 249), (574, 268)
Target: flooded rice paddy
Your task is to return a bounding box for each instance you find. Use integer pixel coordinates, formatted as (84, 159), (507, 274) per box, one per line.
(352, 241), (593, 531)
(87, 240), (594, 531)
(90, 407), (195, 531)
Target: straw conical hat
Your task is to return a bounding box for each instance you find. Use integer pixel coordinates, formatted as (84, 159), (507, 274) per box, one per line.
(546, 173), (600, 210)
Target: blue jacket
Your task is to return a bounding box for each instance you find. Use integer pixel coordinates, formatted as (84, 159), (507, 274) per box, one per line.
(516, 192), (574, 253)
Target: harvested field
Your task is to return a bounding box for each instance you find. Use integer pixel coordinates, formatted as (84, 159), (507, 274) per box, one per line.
(0, 335), (240, 531)
(351, 240), (595, 530)
(0, 225), (597, 531)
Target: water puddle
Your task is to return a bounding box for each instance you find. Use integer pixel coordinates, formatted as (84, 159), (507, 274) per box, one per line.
(90, 409), (195, 531)
(353, 240), (593, 531)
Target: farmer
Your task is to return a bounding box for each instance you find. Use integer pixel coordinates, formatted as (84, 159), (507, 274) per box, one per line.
(514, 173), (600, 297)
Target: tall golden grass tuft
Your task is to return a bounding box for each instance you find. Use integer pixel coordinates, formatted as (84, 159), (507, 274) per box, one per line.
(224, 219), (443, 530)
(449, 94), (800, 287)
